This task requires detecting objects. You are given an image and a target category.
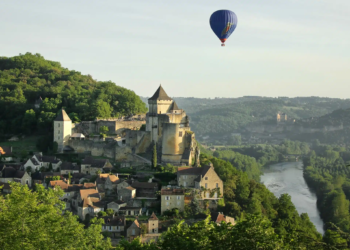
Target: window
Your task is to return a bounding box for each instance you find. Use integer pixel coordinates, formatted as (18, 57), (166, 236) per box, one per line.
(183, 175), (187, 179)
(183, 181), (186, 187)
(177, 201), (180, 205)
(216, 183), (219, 188)
(67, 193), (70, 196)
(166, 202), (169, 206)
(58, 123), (60, 127)
(179, 131), (183, 137)
(177, 196), (181, 200)
(132, 229), (135, 235)
(165, 196), (170, 200)
(58, 136), (60, 140)
(205, 177), (208, 180)
(26, 180), (29, 185)
(205, 183), (208, 188)
(58, 130), (60, 134)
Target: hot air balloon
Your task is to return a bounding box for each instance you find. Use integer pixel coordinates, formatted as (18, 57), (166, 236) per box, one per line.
(210, 10), (238, 46)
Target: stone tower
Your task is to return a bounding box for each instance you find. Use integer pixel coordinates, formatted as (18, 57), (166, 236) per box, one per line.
(54, 109), (72, 152)
(146, 85), (173, 142)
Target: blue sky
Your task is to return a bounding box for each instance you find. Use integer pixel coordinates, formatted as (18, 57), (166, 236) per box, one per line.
(1, 0), (349, 98)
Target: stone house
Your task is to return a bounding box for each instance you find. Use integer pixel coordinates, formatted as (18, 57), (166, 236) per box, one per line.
(33, 153), (61, 170)
(118, 186), (136, 201)
(102, 216), (126, 238)
(60, 162), (80, 175)
(76, 189), (104, 220)
(119, 207), (142, 216)
(177, 165), (223, 199)
(147, 212), (159, 234)
(107, 200), (127, 213)
(126, 220), (141, 241)
(116, 179), (130, 191)
(24, 157), (42, 172)
(81, 157), (113, 175)
(0, 166), (32, 188)
(0, 146), (13, 162)
(95, 173), (120, 194)
(160, 189), (185, 215)
(130, 181), (158, 199)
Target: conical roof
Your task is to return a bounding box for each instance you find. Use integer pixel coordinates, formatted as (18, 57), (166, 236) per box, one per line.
(170, 101), (180, 110)
(55, 109), (71, 121)
(149, 212), (158, 221)
(148, 85), (172, 101)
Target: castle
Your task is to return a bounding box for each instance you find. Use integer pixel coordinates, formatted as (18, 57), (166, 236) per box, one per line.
(53, 85), (199, 166)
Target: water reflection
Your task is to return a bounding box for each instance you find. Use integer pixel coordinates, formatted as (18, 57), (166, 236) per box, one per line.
(261, 161), (324, 234)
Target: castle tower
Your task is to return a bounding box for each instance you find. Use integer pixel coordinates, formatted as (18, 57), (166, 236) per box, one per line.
(54, 109), (72, 152)
(146, 85), (173, 142)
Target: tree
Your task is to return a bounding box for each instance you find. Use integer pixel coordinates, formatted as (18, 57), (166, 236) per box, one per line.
(152, 144), (157, 168)
(0, 182), (111, 249)
(52, 141), (58, 153)
(22, 109), (36, 134)
(99, 126), (109, 138)
(106, 208), (114, 216)
(93, 100), (112, 118)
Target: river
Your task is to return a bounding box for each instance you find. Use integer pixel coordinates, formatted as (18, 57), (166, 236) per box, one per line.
(261, 161), (324, 234)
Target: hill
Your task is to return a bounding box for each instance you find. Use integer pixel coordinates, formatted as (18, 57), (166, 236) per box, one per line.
(0, 53), (147, 135)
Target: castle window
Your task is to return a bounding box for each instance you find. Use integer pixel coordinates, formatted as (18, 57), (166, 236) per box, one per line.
(205, 177), (208, 180)
(179, 131), (183, 137)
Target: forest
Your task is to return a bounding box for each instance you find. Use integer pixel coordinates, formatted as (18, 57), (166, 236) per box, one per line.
(0, 53), (147, 135)
(140, 96), (350, 137)
(303, 144), (350, 234)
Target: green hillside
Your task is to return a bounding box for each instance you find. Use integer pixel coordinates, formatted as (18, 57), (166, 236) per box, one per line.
(0, 53), (147, 135)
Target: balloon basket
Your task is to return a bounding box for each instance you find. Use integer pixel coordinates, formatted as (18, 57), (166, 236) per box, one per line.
(221, 44), (225, 47)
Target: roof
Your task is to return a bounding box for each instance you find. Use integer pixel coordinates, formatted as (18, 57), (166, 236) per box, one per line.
(61, 162), (80, 171)
(177, 166), (211, 176)
(71, 133), (85, 138)
(0, 182), (11, 190)
(80, 189), (99, 200)
(170, 101), (180, 111)
(125, 186), (136, 191)
(54, 109), (71, 121)
(1, 166), (17, 178)
(29, 157), (40, 166)
(148, 85), (172, 101)
(149, 212), (158, 221)
(161, 189), (185, 196)
(82, 157), (112, 169)
(120, 207), (142, 211)
(83, 183), (96, 188)
(42, 156), (59, 164)
(103, 216), (125, 226)
(0, 146), (12, 156)
(211, 212), (226, 223)
(50, 180), (69, 190)
(131, 181), (158, 189)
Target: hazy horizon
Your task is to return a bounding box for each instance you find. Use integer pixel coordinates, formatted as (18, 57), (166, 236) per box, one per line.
(1, 0), (349, 98)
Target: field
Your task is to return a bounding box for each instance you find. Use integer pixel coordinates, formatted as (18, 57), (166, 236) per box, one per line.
(0, 136), (39, 155)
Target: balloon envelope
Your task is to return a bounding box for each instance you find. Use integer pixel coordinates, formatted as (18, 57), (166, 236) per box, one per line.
(210, 10), (238, 44)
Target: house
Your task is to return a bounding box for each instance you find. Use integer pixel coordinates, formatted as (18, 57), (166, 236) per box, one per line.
(102, 216), (126, 238)
(76, 188), (103, 220)
(147, 212), (159, 234)
(119, 207), (142, 216)
(126, 219), (141, 241)
(107, 200), (127, 213)
(177, 165), (224, 199)
(95, 173), (120, 194)
(8, 136), (19, 142)
(81, 157), (113, 175)
(118, 186), (136, 201)
(0, 166), (32, 187)
(71, 173), (91, 184)
(211, 212), (236, 225)
(60, 162), (80, 175)
(116, 179), (130, 191)
(130, 181), (158, 199)
(161, 189), (185, 215)
(0, 146), (14, 162)
(33, 153), (62, 170)
(24, 157), (42, 172)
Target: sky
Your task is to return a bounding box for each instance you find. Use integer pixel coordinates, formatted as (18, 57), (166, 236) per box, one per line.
(1, 0), (349, 98)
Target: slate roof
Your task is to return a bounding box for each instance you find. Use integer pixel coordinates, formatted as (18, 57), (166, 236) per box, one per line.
(120, 207), (142, 211)
(0, 181), (11, 190)
(149, 212), (158, 221)
(54, 109), (71, 121)
(82, 157), (112, 169)
(148, 85), (172, 101)
(170, 101), (180, 111)
(177, 166), (211, 176)
(29, 157), (40, 166)
(61, 162), (80, 171)
(1, 167), (17, 178)
(103, 216), (125, 226)
(42, 156), (60, 164)
(131, 181), (158, 189)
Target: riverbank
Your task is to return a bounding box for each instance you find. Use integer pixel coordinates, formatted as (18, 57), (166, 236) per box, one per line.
(261, 161), (325, 234)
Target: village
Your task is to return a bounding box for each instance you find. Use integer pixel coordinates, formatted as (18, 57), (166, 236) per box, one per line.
(0, 86), (234, 245)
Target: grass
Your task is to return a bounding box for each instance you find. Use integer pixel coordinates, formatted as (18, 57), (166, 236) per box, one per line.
(0, 136), (39, 155)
